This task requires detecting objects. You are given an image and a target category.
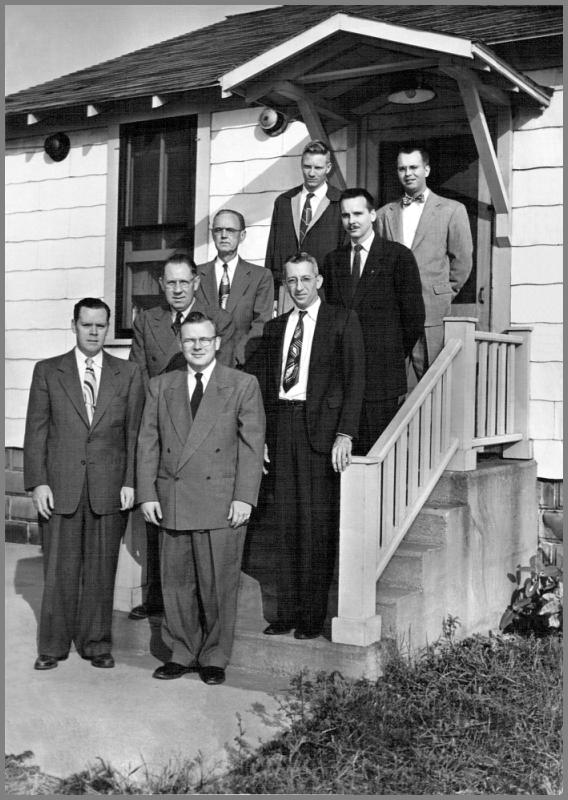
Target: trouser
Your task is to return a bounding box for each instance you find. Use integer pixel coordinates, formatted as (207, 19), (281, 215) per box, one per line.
(143, 521), (164, 611)
(356, 396), (402, 455)
(38, 482), (125, 658)
(408, 326), (445, 387)
(273, 402), (339, 634)
(159, 526), (246, 668)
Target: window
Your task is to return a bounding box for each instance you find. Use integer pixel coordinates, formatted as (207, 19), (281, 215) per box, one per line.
(115, 115), (197, 337)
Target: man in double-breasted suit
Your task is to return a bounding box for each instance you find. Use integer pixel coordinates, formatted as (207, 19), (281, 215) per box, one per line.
(376, 145), (473, 378)
(129, 252), (236, 620)
(265, 139), (346, 310)
(137, 311), (265, 685)
(24, 298), (145, 671)
(322, 188), (425, 454)
(246, 253), (365, 640)
(196, 209), (274, 367)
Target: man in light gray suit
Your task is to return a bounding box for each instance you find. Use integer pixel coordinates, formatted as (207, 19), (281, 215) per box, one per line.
(376, 144), (473, 380)
(136, 311), (265, 685)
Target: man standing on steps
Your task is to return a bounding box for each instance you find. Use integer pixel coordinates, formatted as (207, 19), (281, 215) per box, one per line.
(196, 209), (274, 368)
(376, 144), (473, 381)
(137, 311), (265, 685)
(265, 139), (346, 311)
(24, 298), (144, 671)
(246, 253), (365, 640)
(128, 251), (236, 621)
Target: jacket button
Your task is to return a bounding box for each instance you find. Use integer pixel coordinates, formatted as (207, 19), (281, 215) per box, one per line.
(175, 476), (180, 481)
(81, 460), (86, 466)
(167, 448), (171, 453)
(206, 476), (211, 480)
(215, 448), (221, 453)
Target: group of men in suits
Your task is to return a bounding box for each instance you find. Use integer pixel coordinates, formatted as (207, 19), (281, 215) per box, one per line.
(23, 138), (472, 681)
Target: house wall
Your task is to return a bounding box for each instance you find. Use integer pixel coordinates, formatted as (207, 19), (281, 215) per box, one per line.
(510, 68), (563, 479)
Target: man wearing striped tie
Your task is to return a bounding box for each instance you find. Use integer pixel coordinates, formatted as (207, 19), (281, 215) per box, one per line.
(23, 298), (145, 671)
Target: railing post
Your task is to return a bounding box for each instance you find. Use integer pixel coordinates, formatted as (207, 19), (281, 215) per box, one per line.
(332, 457), (382, 646)
(502, 326), (533, 459)
(443, 317), (478, 471)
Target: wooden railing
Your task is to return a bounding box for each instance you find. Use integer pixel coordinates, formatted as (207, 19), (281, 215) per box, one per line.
(331, 318), (532, 646)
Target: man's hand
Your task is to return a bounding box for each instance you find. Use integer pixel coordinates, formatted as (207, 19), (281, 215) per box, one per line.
(120, 487), (135, 511)
(227, 500), (252, 528)
(141, 501), (163, 526)
(263, 443), (270, 476)
(32, 485), (54, 520)
(331, 435), (353, 473)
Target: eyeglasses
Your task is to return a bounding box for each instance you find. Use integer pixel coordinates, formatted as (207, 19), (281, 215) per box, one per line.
(182, 337), (217, 347)
(212, 227), (241, 235)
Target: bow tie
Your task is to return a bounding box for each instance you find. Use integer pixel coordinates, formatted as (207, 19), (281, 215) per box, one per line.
(402, 193), (425, 206)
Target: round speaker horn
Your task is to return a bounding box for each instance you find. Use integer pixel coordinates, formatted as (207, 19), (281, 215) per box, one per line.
(44, 132), (71, 162)
(258, 107), (288, 137)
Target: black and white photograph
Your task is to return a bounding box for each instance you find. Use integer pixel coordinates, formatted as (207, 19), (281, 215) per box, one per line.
(5, 2), (563, 794)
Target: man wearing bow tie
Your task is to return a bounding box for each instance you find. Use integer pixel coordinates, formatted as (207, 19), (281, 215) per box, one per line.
(376, 145), (473, 379)
(322, 189), (424, 454)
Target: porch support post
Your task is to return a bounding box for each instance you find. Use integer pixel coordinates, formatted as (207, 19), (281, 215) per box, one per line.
(332, 456), (382, 646)
(502, 326), (533, 460)
(444, 317), (478, 471)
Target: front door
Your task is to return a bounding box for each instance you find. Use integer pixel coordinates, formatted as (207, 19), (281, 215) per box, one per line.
(377, 135), (491, 330)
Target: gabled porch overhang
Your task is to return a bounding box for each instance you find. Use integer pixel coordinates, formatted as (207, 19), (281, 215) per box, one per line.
(220, 12), (553, 248)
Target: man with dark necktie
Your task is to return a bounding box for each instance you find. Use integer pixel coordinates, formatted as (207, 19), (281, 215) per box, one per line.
(246, 253), (365, 639)
(23, 298), (144, 670)
(136, 311), (265, 685)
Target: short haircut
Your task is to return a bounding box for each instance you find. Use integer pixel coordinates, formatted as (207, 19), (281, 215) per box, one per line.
(73, 297), (111, 322)
(162, 251), (197, 276)
(180, 310), (218, 336)
(212, 209), (246, 231)
(302, 139), (331, 159)
(397, 144), (430, 166)
(339, 188), (376, 210)
(284, 251), (319, 276)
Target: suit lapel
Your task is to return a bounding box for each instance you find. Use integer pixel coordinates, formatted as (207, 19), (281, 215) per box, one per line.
(291, 190), (302, 241)
(307, 304), (331, 394)
(352, 238), (385, 306)
(165, 370), (192, 447)
(226, 258), (251, 313)
(411, 191), (438, 249)
(335, 247), (353, 307)
(90, 352), (119, 430)
(149, 306), (176, 356)
(308, 191), (330, 232)
(272, 313), (291, 397)
(387, 202), (404, 244)
(196, 261), (217, 307)
(177, 363), (234, 472)
(57, 350), (90, 426)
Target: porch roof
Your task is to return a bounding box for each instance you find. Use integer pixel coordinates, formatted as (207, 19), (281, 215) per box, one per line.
(5, 4), (561, 120)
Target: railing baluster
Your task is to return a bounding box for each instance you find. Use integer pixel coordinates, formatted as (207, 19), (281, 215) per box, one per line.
(487, 343), (498, 437)
(431, 378), (442, 464)
(497, 342), (507, 435)
(395, 429), (408, 529)
(476, 340), (488, 437)
(382, 448), (395, 550)
(408, 414), (420, 505)
(441, 367), (451, 452)
(420, 393), (432, 484)
(506, 342), (516, 433)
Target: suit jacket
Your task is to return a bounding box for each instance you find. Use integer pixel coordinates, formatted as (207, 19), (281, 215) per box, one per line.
(265, 183), (347, 283)
(129, 300), (236, 387)
(246, 302), (365, 456)
(322, 237), (424, 401)
(196, 257), (274, 366)
(136, 362), (265, 531)
(376, 191), (473, 327)
(23, 349), (144, 516)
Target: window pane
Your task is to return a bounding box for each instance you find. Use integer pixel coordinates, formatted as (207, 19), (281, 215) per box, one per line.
(129, 133), (160, 225)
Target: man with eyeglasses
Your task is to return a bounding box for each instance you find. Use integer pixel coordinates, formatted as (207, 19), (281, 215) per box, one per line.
(196, 209), (274, 367)
(137, 311), (265, 685)
(246, 253), (364, 641)
(128, 251), (236, 621)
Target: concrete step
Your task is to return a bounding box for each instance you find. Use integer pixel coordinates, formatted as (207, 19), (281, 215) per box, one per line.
(384, 540), (442, 589)
(404, 502), (467, 545)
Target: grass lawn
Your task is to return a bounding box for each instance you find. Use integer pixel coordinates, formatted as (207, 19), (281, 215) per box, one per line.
(6, 624), (563, 795)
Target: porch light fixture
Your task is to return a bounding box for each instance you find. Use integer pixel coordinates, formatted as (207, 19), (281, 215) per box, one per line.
(44, 132), (71, 162)
(258, 107), (288, 136)
(387, 75), (436, 105)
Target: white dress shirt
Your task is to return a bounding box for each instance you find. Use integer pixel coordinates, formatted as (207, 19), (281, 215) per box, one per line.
(214, 253), (239, 291)
(171, 299), (197, 325)
(75, 347), (103, 387)
(186, 358), (216, 403)
(350, 230), (375, 277)
(402, 187), (429, 249)
(279, 297), (321, 400)
(300, 182), (328, 223)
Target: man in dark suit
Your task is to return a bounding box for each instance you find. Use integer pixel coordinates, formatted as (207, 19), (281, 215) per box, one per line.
(376, 145), (473, 378)
(322, 188), (425, 454)
(265, 139), (346, 311)
(137, 311), (265, 685)
(128, 252), (236, 620)
(196, 209), (274, 367)
(24, 298), (144, 671)
(247, 253), (365, 640)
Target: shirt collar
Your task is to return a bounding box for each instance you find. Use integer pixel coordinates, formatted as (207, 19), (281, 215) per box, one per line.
(75, 347), (103, 368)
(215, 253), (239, 270)
(187, 358), (217, 379)
(403, 187), (429, 203)
(301, 182), (327, 203)
(171, 299), (195, 322)
(351, 230), (375, 251)
(292, 295), (321, 322)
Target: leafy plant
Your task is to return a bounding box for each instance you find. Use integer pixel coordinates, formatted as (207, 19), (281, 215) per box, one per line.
(500, 549), (563, 635)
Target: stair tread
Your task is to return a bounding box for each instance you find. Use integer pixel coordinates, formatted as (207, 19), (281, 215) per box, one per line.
(376, 584), (423, 601)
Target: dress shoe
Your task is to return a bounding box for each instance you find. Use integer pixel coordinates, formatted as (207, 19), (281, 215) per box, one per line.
(128, 603), (163, 620)
(34, 654), (67, 670)
(263, 622), (294, 635)
(90, 653), (115, 668)
(200, 666), (225, 685)
(152, 661), (198, 680)
(294, 629), (321, 640)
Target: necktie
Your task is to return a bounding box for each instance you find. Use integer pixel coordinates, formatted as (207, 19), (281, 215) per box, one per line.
(190, 372), (203, 418)
(282, 310), (306, 393)
(351, 244), (363, 298)
(401, 192), (425, 206)
(83, 357), (97, 424)
(299, 193), (314, 242)
(219, 263), (230, 309)
(172, 311), (183, 336)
